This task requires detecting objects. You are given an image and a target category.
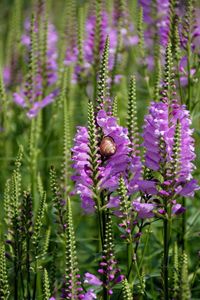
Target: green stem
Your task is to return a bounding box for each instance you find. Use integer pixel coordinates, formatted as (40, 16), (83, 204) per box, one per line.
(127, 239), (133, 284)
(96, 195), (104, 253)
(138, 225), (151, 271)
(163, 217), (169, 300)
(163, 203), (171, 300)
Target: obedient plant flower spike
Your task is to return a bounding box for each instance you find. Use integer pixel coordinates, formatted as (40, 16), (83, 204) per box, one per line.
(43, 269), (51, 300)
(12, 146), (23, 213)
(160, 42), (174, 103)
(62, 95), (71, 195)
(122, 278), (132, 300)
(87, 100), (104, 247)
(0, 244), (10, 300)
(137, 7), (145, 59)
(40, 8), (49, 90)
(118, 176), (133, 282)
(180, 251), (191, 300)
(49, 166), (66, 233)
(37, 173), (44, 199)
(171, 242), (179, 299)
(154, 59), (162, 102)
(25, 13), (38, 103)
(32, 191), (46, 248)
(169, 0), (181, 61)
(96, 36), (110, 110)
(127, 75), (139, 152)
(169, 121), (181, 178)
(93, 0), (103, 72)
(21, 191), (33, 300)
(98, 212), (122, 298)
(112, 96), (118, 118)
(42, 227), (51, 258)
(63, 198), (84, 299)
(87, 100), (101, 186)
(169, 0), (176, 40)
(32, 191), (46, 300)
(3, 180), (11, 230)
(10, 146), (23, 300)
(29, 117), (41, 198)
(182, 0), (193, 50)
(118, 176), (131, 235)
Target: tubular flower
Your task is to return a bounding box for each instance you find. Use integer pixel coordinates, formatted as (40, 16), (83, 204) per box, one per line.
(71, 109), (135, 213)
(71, 126), (95, 213)
(141, 100), (199, 197)
(96, 110), (131, 190)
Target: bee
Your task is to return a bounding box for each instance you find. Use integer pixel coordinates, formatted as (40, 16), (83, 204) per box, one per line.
(99, 136), (117, 157)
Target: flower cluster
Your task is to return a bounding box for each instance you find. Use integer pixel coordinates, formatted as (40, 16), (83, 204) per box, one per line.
(71, 109), (132, 213)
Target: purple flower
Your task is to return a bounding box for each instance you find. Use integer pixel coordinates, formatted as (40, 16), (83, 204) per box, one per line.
(71, 110), (132, 213)
(179, 56), (196, 87)
(143, 101), (196, 182)
(176, 179), (199, 197)
(97, 110), (131, 191)
(141, 99), (199, 200)
(172, 203), (186, 215)
(82, 290), (97, 300)
(71, 126), (95, 213)
(138, 180), (158, 195)
(13, 89), (59, 118)
(133, 200), (155, 219)
(84, 273), (102, 286)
